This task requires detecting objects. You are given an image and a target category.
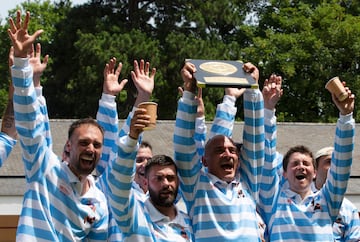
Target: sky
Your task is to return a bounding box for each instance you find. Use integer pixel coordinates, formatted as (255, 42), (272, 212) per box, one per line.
(1, 0), (88, 22)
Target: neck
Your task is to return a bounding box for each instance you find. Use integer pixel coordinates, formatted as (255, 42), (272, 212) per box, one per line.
(152, 201), (177, 220)
(68, 163), (84, 181)
(297, 188), (313, 200)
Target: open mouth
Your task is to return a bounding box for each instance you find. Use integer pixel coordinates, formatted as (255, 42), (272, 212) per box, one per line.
(80, 155), (94, 166)
(295, 174), (306, 180)
(221, 163), (234, 171)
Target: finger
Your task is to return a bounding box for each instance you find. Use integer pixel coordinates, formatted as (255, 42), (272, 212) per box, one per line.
(149, 67), (156, 79)
(108, 57), (116, 72)
(16, 10), (21, 29)
(42, 55), (49, 66)
(133, 60), (140, 75)
(118, 79), (128, 90)
(103, 63), (109, 77)
(7, 29), (16, 43)
(197, 87), (203, 99)
(145, 61), (150, 75)
(115, 62), (122, 77)
(263, 79), (269, 86)
(8, 46), (14, 67)
(30, 29), (44, 41)
(35, 43), (41, 58)
(23, 11), (31, 30)
(139, 59), (145, 74)
(29, 44), (35, 58)
(131, 70), (137, 82)
(8, 18), (16, 34)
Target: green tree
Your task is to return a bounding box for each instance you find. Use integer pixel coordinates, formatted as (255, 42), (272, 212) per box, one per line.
(0, 0), (70, 117)
(243, 0), (360, 122)
(2, 0), (359, 123)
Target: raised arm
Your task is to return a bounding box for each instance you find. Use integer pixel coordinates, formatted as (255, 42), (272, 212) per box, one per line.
(8, 11), (47, 176)
(106, 107), (150, 233)
(29, 43), (52, 148)
(258, 74), (284, 221)
(238, 62), (264, 201)
(119, 59), (156, 138)
(96, 57), (128, 175)
(0, 47), (18, 167)
(324, 84), (355, 220)
(179, 86), (207, 157)
(208, 87), (245, 139)
(173, 62), (202, 203)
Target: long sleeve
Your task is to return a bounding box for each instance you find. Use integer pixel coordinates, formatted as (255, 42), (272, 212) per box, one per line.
(96, 93), (119, 176)
(267, 113), (355, 241)
(173, 91), (202, 204)
(12, 57), (46, 178)
(239, 89), (264, 201)
(174, 90), (262, 241)
(324, 113), (355, 220)
(209, 94), (237, 139)
(0, 132), (16, 167)
(258, 108), (281, 221)
(194, 116), (206, 157)
(14, 58), (110, 241)
(106, 135), (138, 233)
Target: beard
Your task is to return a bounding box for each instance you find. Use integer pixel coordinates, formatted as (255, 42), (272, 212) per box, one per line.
(148, 186), (178, 207)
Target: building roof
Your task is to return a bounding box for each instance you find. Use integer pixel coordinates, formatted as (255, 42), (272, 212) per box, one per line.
(1, 120), (360, 196)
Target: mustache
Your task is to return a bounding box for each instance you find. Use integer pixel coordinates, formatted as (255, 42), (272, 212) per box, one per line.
(159, 187), (175, 194)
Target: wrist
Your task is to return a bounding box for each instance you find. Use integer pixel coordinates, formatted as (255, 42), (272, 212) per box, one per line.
(129, 131), (139, 140)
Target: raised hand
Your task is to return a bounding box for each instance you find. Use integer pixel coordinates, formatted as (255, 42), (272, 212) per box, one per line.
(7, 10), (43, 58)
(262, 74), (283, 110)
(243, 62), (259, 83)
(129, 108), (150, 140)
(131, 59), (156, 106)
(332, 85), (355, 116)
(29, 43), (49, 87)
(180, 62), (197, 93)
(103, 57), (128, 96)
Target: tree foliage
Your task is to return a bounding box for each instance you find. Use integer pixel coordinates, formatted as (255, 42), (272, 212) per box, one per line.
(0, 0), (358, 122)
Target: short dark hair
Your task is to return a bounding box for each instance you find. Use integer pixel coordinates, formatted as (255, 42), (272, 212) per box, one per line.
(68, 118), (104, 139)
(144, 155), (177, 177)
(282, 145), (314, 171)
(140, 140), (152, 150)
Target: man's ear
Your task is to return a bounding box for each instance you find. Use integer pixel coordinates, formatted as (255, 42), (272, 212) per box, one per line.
(142, 178), (148, 189)
(283, 171), (287, 179)
(202, 156), (208, 167)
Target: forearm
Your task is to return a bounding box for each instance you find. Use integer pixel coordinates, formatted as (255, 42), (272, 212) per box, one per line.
(209, 94), (237, 139)
(0, 132), (16, 167)
(12, 57), (44, 168)
(325, 113), (354, 219)
(36, 87), (52, 150)
(240, 88), (264, 200)
(173, 92), (201, 187)
(107, 135), (138, 231)
(194, 116), (206, 157)
(97, 93), (119, 175)
(1, 99), (17, 139)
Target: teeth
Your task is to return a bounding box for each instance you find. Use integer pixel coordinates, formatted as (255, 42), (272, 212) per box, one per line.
(81, 156), (93, 161)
